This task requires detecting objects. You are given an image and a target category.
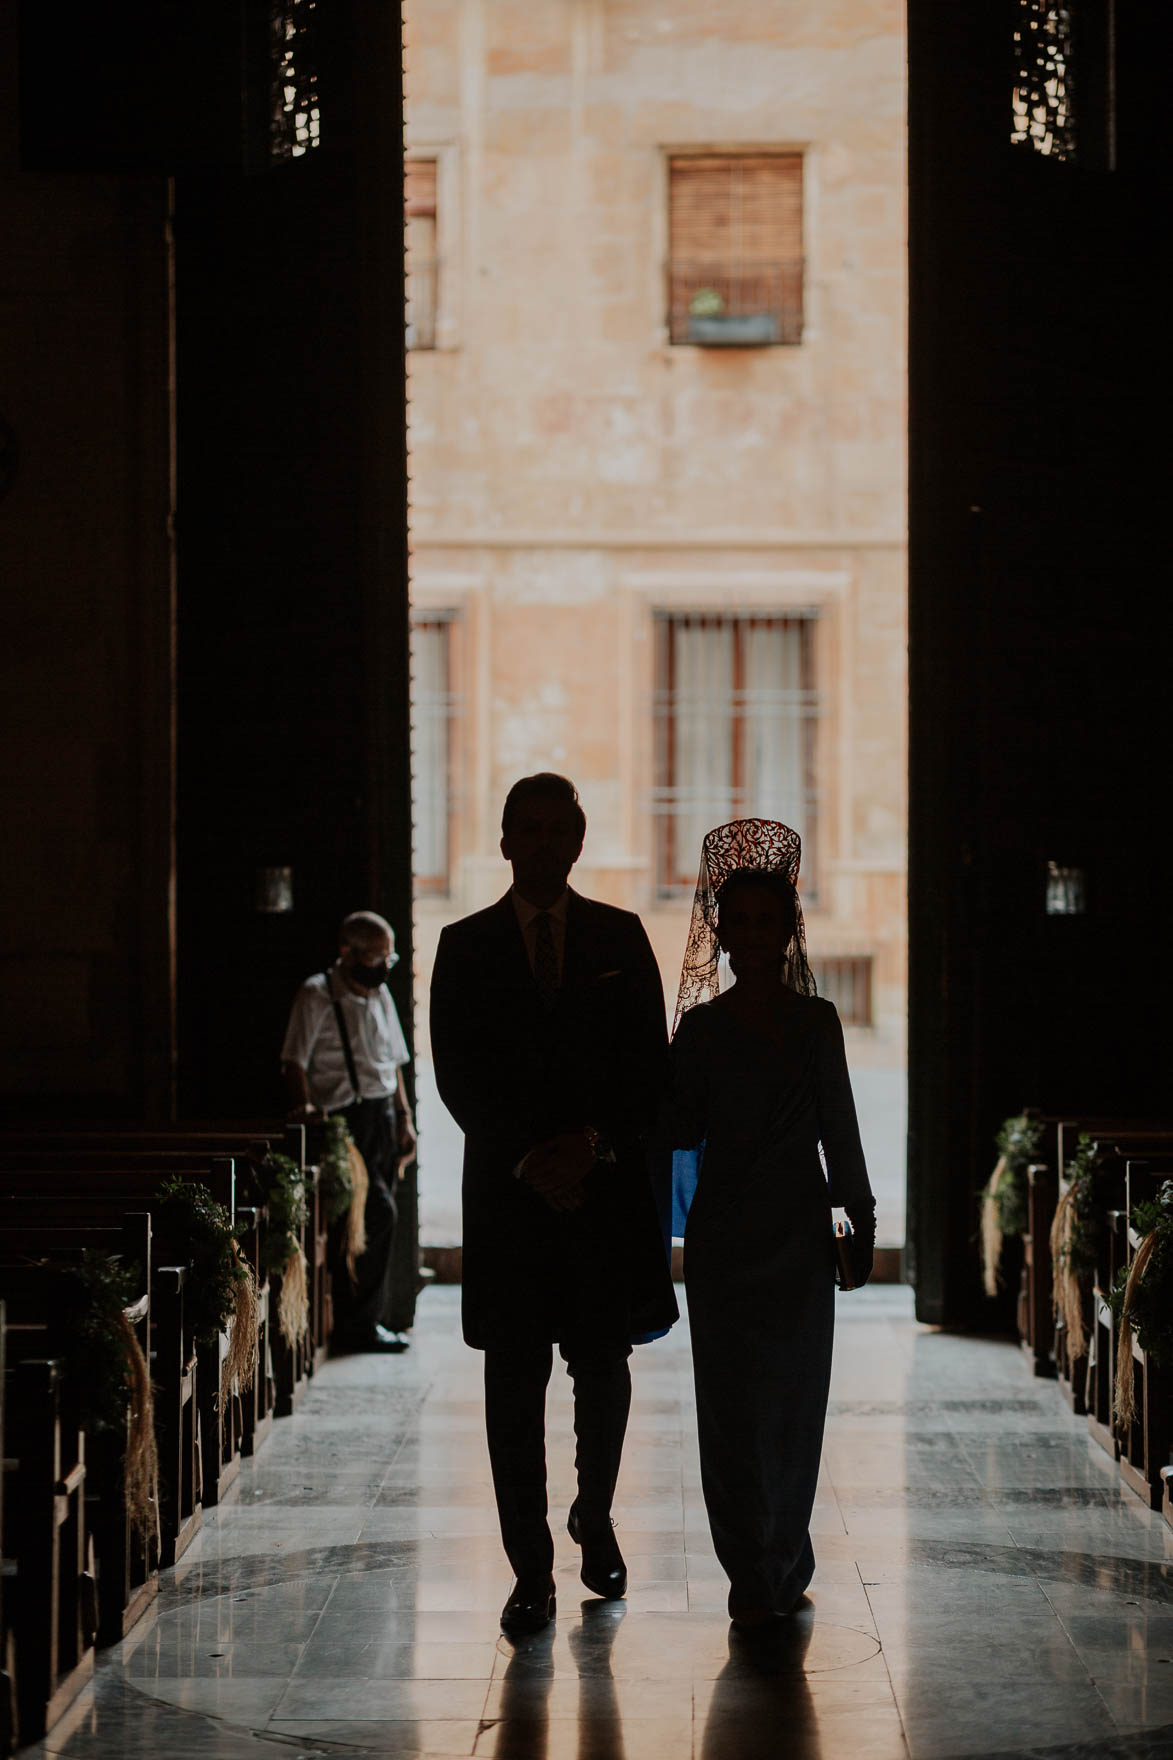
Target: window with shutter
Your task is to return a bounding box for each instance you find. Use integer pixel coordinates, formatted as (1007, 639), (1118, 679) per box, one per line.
(653, 612), (818, 893)
(667, 154), (804, 346)
(411, 614), (461, 894)
(406, 159), (438, 349)
(811, 956), (874, 1028)
(1010, 1), (1077, 161)
(270, 1), (323, 161)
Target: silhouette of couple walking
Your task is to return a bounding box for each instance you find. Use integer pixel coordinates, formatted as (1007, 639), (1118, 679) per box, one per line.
(429, 773), (876, 1636)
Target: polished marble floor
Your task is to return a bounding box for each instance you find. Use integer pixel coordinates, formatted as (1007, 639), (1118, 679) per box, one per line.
(26, 1285), (1173, 1759)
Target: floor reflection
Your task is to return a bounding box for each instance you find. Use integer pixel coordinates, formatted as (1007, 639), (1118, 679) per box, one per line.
(700, 1605), (819, 1760)
(493, 1621), (558, 1760)
(490, 1600), (629, 1760)
(569, 1601), (627, 1760)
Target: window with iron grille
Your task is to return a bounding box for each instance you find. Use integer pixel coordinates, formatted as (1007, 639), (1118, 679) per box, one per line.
(406, 160), (438, 350)
(269, 1), (322, 161)
(411, 616), (460, 895)
(1011, 1), (1077, 161)
(668, 155), (804, 347)
(811, 956), (873, 1028)
(653, 613), (818, 894)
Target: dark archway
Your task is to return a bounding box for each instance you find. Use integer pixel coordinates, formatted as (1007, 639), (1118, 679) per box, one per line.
(5, 3), (1166, 1340)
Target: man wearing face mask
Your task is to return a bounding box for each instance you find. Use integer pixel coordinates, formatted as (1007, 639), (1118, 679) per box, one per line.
(281, 910), (416, 1352)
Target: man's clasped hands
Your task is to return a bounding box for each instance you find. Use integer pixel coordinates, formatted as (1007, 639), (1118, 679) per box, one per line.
(517, 1130), (597, 1211)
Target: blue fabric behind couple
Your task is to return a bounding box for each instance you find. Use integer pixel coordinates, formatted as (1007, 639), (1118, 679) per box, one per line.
(631, 1146), (685, 1345)
(672, 1145), (703, 1238)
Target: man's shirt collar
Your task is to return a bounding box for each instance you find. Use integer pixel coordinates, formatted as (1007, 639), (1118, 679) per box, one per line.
(511, 886), (569, 930)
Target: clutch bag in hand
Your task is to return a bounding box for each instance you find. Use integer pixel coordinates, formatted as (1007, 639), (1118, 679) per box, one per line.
(834, 1217), (860, 1291)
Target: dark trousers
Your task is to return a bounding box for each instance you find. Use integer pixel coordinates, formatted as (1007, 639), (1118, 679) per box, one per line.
(483, 1339), (632, 1576)
(330, 1096), (398, 1339)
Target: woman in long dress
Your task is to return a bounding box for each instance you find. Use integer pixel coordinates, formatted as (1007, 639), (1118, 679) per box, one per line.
(669, 819), (876, 1627)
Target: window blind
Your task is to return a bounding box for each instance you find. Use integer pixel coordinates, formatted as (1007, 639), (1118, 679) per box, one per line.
(654, 613), (817, 890)
(410, 618), (456, 892)
(405, 158), (437, 218)
(667, 154), (804, 345)
(405, 160), (438, 348)
(669, 154), (802, 264)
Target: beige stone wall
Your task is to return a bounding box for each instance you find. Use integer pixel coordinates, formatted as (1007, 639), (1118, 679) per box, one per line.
(405, 0), (907, 1242)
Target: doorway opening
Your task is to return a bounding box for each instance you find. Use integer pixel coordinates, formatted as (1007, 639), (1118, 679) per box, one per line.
(402, 1), (908, 1262)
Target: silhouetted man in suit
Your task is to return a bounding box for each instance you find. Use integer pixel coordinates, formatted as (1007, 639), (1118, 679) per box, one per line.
(429, 773), (677, 1634)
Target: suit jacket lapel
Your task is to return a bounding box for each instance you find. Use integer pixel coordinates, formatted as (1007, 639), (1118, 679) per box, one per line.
(561, 888), (600, 995)
(488, 891), (543, 1009)
(492, 887), (593, 1014)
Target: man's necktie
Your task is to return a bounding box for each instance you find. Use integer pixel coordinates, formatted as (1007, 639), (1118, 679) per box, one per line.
(533, 910), (559, 1008)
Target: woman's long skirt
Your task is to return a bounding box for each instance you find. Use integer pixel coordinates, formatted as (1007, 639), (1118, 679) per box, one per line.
(685, 1175), (835, 1611)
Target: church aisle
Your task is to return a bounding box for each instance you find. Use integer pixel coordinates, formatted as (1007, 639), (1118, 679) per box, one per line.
(24, 1286), (1173, 1760)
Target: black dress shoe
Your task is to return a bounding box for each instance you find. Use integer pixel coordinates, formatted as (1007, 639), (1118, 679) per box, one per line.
(500, 1573), (556, 1635)
(567, 1503), (627, 1599)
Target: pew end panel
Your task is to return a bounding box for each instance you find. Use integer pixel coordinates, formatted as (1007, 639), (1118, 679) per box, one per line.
(1019, 1162), (1058, 1379)
(1113, 1159), (1173, 1512)
(0, 1256), (160, 1649)
(2, 1359), (94, 1743)
(152, 1268), (201, 1566)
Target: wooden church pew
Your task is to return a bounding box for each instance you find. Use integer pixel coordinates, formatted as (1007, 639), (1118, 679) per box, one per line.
(0, 1162), (264, 1508)
(0, 1302), (10, 1760)
(0, 1355), (94, 1745)
(1020, 1158), (1058, 1379)
(1115, 1158), (1173, 1512)
(0, 1125), (325, 1409)
(0, 1241), (158, 1648)
(0, 1202), (199, 1567)
(1049, 1122), (1173, 1417)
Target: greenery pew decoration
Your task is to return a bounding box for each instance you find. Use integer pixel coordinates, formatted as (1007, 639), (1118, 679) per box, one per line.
(1049, 1133), (1100, 1360)
(319, 1116), (368, 1283)
(980, 1112), (1044, 1296)
(154, 1176), (258, 1402)
(1111, 1179), (1173, 1427)
(252, 1152), (309, 1347)
(60, 1251), (159, 1545)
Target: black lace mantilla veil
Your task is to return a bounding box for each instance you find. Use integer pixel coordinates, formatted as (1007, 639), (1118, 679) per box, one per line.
(672, 818), (817, 1034)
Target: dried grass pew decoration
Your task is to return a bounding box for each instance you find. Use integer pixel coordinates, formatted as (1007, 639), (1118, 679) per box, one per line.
(252, 1152), (309, 1348)
(117, 1307), (159, 1548)
(61, 1251), (159, 1546)
(225, 1260), (260, 1401)
(320, 1115), (368, 1283)
(154, 1176), (258, 1403)
(1049, 1133), (1100, 1361)
(1111, 1180), (1173, 1428)
(980, 1113), (1043, 1297)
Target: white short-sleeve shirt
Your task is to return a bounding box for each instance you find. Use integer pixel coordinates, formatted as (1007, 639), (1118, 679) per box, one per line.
(280, 963), (410, 1112)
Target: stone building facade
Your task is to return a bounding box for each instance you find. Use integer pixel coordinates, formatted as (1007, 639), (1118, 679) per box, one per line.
(403, 0), (907, 1244)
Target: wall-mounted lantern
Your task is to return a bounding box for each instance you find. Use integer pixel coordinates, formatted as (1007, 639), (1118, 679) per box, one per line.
(1045, 862), (1086, 917)
(256, 867), (294, 913)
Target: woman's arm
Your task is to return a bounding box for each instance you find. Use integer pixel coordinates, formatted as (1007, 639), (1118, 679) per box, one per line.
(814, 1001), (874, 1212)
(663, 1008), (708, 1150)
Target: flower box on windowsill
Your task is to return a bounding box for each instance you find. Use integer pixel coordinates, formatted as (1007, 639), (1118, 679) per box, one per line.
(687, 312), (781, 346)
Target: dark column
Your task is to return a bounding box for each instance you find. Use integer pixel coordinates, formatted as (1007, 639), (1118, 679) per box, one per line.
(173, 3), (413, 1122)
(907, 2), (1167, 1324)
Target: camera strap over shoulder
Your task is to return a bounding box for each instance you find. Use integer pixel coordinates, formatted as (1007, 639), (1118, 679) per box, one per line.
(324, 970), (362, 1104)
